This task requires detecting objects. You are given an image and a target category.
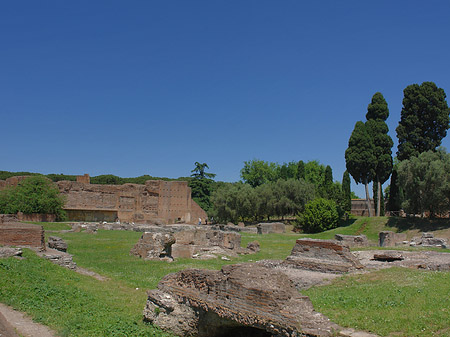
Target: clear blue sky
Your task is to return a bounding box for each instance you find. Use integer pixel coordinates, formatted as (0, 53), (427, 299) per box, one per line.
(2, 1), (450, 197)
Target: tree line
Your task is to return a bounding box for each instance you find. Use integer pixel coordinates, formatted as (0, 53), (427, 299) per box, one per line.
(190, 159), (353, 231)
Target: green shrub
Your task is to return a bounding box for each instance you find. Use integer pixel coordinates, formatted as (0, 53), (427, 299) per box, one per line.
(296, 198), (339, 233)
(0, 176), (66, 220)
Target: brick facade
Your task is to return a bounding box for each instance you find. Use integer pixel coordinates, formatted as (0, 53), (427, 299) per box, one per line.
(0, 175), (207, 224)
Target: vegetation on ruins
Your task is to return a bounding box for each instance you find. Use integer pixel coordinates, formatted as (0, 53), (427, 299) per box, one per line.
(189, 162), (216, 213)
(296, 198), (339, 233)
(396, 81), (450, 161)
(0, 176), (66, 220)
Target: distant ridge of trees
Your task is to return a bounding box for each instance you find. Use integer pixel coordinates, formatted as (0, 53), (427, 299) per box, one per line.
(0, 171), (190, 185)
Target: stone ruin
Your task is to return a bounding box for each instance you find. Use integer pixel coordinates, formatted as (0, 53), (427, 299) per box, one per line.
(334, 234), (369, 248)
(379, 231), (448, 248)
(144, 238), (376, 337)
(131, 227), (257, 261)
(144, 263), (341, 337)
(283, 238), (363, 274)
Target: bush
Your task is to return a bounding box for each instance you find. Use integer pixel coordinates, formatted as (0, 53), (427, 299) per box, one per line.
(0, 176), (66, 220)
(296, 198), (339, 233)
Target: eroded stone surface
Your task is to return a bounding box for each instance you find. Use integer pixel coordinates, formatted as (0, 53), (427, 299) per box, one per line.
(378, 231), (407, 247)
(48, 236), (68, 252)
(130, 232), (175, 261)
(0, 247), (22, 258)
(144, 263), (340, 337)
(334, 234), (369, 248)
(283, 239), (364, 273)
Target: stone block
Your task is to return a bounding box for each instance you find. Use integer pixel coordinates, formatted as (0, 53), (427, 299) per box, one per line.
(379, 231), (407, 247)
(256, 222), (285, 234)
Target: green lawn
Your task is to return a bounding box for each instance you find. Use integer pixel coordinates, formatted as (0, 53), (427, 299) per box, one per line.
(1, 217), (450, 336)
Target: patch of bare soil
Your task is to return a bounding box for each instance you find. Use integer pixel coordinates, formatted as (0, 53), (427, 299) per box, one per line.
(0, 303), (56, 337)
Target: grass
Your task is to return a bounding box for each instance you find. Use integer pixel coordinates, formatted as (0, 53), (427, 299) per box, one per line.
(2, 217), (450, 336)
(304, 268), (450, 336)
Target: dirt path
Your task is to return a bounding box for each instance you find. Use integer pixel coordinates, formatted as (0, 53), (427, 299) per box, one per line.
(0, 303), (56, 337)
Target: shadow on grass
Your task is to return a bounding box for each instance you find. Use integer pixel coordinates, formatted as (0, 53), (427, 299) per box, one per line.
(337, 218), (357, 228)
(386, 217), (450, 232)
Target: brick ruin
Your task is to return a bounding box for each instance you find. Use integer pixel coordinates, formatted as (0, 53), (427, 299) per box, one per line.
(0, 175), (207, 225)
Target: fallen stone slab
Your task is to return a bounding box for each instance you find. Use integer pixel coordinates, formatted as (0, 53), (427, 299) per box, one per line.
(372, 252), (404, 262)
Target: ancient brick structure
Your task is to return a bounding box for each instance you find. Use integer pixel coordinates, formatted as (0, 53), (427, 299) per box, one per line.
(0, 175), (207, 224)
(350, 199), (376, 216)
(144, 263), (340, 337)
(0, 223), (45, 250)
(284, 238), (364, 273)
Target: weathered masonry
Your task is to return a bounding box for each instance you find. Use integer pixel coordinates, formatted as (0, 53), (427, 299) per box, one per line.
(0, 175), (207, 224)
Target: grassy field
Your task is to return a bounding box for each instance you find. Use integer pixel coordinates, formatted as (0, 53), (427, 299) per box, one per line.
(1, 217), (450, 336)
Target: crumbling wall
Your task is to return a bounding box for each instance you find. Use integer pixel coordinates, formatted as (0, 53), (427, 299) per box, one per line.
(0, 176), (207, 225)
(0, 223), (45, 250)
(144, 264), (340, 337)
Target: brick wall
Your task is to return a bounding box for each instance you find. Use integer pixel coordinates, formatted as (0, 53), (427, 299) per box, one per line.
(0, 223), (45, 249)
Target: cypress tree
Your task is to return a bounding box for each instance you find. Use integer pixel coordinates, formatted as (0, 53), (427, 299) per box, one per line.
(365, 92), (393, 216)
(345, 121), (376, 217)
(342, 170), (351, 213)
(297, 160), (305, 180)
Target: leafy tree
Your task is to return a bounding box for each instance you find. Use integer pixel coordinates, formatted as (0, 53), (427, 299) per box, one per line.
(365, 92), (393, 216)
(396, 82), (450, 161)
(0, 176), (66, 220)
(240, 159), (279, 187)
(278, 161), (298, 180)
(189, 162), (216, 213)
(296, 198), (339, 233)
(397, 148), (450, 217)
(304, 160), (325, 187)
(345, 121), (376, 216)
(342, 170), (352, 213)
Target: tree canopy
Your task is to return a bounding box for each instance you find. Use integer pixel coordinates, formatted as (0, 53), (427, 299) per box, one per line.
(0, 176), (66, 220)
(397, 148), (450, 217)
(396, 81), (450, 161)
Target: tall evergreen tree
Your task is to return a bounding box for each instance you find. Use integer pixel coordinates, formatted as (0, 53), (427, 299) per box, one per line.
(297, 160), (305, 180)
(342, 170), (352, 213)
(345, 121), (376, 216)
(387, 168), (402, 213)
(365, 92), (393, 216)
(189, 162), (216, 213)
(396, 82), (450, 161)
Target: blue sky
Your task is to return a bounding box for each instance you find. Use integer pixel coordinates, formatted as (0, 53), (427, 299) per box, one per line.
(1, 1), (450, 197)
